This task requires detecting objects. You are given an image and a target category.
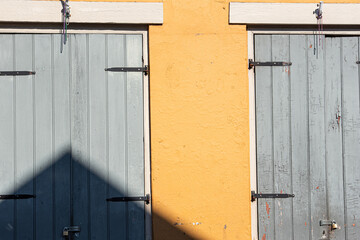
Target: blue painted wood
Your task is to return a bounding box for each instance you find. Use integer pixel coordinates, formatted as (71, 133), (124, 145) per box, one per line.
(255, 35), (275, 240)
(88, 34), (108, 240)
(126, 34), (145, 240)
(34, 34), (54, 240)
(324, 37), (345, 240)
(53, 33), (72, 240)
(14, 34), (35, 240)
(342, 37), (360, 239)
(107, 34), (127, 240)
(307, 35), (328, 240)
(256, 35), (360, 240)
(0, 33), (145, 240)
(0, 34), (15, 240)
(289, 35), (310, 240)
(271, 35), (292, 240)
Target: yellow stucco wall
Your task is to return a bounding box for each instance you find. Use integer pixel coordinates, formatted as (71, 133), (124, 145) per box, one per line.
(50, 0), (360, 239)
(149, 1), (249, 239)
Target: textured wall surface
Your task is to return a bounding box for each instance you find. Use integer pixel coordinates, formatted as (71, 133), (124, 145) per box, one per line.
(36, 0), (360, 239)
(148, 1), (249, 239)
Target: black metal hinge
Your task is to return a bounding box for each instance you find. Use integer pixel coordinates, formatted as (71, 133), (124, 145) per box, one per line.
(251, 191), (294, 202)
(105, 66), (149, 75)
(0, 194), (36, 200)
(356, 61), (360, 64)
(248, 59), (292, 69)
(106, 194), (150, 205)
(0, 71), (36, 76)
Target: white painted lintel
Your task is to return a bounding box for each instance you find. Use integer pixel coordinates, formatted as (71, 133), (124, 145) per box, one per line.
(230, 2), (360, 25)
(0, 1), (163, 24)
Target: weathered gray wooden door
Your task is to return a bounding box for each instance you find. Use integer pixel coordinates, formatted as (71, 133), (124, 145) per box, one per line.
(0, 33), (146, 239)
(255, 35), (360, 240)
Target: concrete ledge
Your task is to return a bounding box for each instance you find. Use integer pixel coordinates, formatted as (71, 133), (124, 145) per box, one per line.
(230, 3), (360, 25)
(0, 1), (163, 24)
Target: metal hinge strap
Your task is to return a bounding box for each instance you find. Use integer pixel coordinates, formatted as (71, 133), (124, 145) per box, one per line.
(249, 59), (292, 69)
(0, 71), (36, 76)
(105, 66), (149, 75)
(0, 194), (36, 199)
(251, 191), (294, 202)
(107, 194), (150, 204)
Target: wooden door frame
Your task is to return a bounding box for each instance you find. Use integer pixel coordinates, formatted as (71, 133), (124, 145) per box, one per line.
(248, 29), (360, 240)
(0, 25), (152, 240)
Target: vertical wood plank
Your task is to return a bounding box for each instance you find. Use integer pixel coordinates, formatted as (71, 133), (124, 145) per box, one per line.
(108, 34), (127, 240)
(324, 37), (345, 239)
(0, 34), (15, 240)
(271, 35), (292, 240)
(289, 35), (310, 240)
(342, 37), (360, 239)
(70, 34), (90, 239)
(88, 34), (108, 240)
(34, 34), (53, 240)
(126, 34), (145, 240)
(255, 35), (275, 240)
(307, 35), (328, 240)
(53, 33), (72, 239)
(14, 34), (34, 240)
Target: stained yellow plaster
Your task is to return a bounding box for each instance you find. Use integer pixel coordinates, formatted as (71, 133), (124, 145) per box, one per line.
(149, 1), (249, 239)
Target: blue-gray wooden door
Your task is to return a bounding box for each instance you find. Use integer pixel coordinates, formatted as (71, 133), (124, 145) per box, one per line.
(255, 35), (360, 240)
(0, 34), (146, 239)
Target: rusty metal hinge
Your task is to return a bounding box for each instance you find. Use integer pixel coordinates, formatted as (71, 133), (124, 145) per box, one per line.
(0, 71), (35, 76)
(107, 194), (150, 205)
(248, 59), (292, 69)
(105, 66), (149, 75)
(251, 191), (294, 202)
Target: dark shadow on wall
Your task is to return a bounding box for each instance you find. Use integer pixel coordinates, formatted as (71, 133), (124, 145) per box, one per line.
(0, 151), (198, 240)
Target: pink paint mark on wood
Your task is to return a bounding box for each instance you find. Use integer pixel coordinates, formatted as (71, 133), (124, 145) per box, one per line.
(280, 190), (283, 194)
(316, 186), (319, 190)
(262, 233), (266, 240)
(305, 222), (307, 226)
(266, 202), (270, 215)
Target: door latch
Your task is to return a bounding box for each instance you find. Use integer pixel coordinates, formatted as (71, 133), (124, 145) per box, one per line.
(320, 220), (338, 231)
(251, 191), (295, 202)
(63, 226), (81, 238)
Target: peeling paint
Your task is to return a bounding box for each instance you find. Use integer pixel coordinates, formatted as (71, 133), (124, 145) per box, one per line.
(262, 233), (266, 240)
(266, 202), (270, 215)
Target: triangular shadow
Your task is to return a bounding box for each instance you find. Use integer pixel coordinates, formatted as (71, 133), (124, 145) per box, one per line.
(0, 150), (198, 239)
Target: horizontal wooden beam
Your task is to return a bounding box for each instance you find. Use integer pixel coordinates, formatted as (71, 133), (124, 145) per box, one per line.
(230, 3), (360, 25)
(0, 1), (163, 24)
